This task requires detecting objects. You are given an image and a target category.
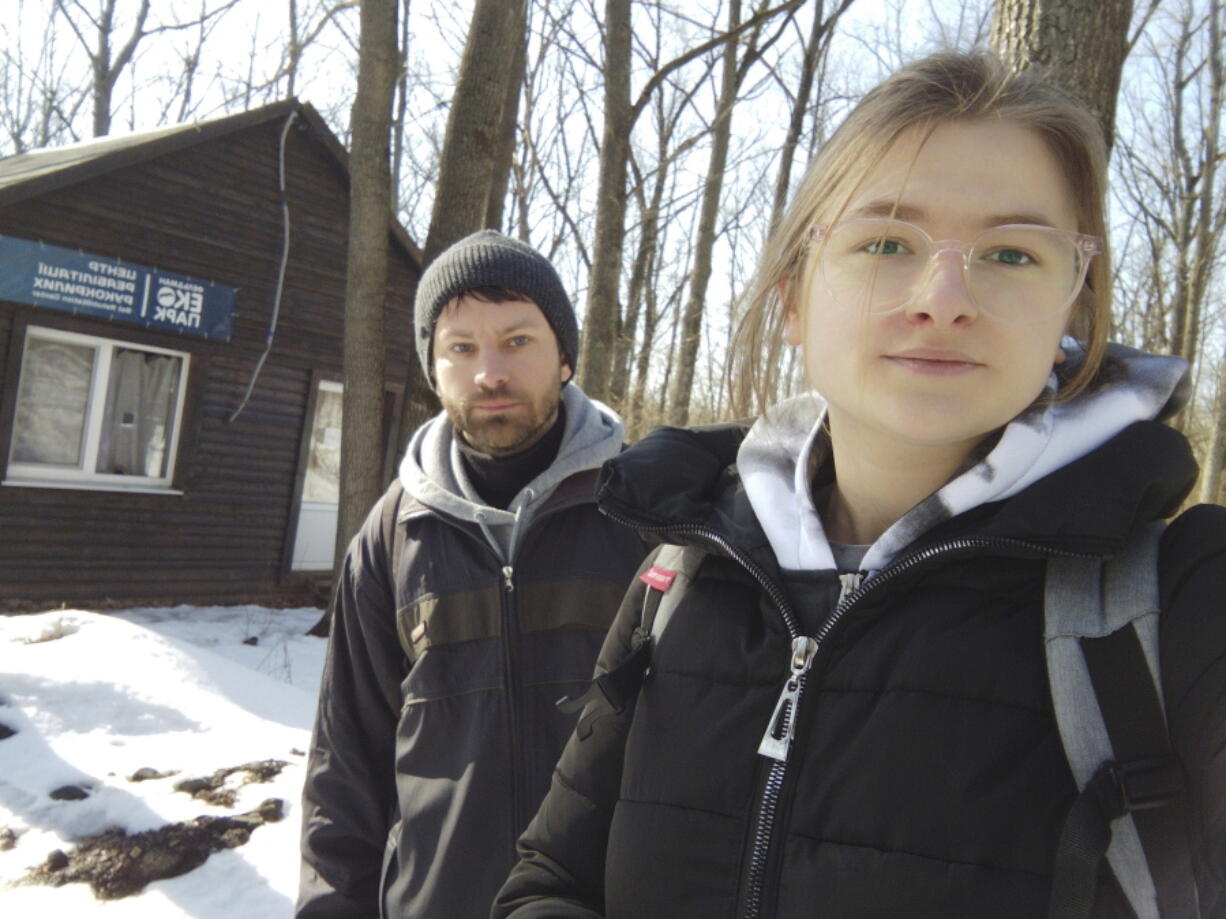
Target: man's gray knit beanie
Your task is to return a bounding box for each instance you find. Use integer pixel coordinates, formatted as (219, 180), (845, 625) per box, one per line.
(414, 229), (578, 384)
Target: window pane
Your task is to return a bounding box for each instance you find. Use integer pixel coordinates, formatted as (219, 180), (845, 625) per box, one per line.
(11, 338), (94, 466)
(303, 387), (342, 503)
(96, 348), (183, 478)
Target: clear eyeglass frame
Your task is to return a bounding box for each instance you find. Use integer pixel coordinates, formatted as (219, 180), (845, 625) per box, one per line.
(808, 218), (1104, 324)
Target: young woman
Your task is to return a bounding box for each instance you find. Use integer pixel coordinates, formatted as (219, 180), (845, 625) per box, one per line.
(493, 52), (1226, 919)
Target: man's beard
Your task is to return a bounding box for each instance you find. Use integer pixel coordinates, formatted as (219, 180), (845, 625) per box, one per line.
(443, 387), (560, 457)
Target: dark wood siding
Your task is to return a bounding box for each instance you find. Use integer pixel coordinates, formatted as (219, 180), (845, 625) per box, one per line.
(0, 111), (419, 609)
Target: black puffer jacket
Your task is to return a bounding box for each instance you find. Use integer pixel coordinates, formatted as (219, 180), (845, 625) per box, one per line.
(494, 420), (1226, 919)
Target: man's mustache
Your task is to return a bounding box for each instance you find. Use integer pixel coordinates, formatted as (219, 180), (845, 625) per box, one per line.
(460, 387), (527, 410)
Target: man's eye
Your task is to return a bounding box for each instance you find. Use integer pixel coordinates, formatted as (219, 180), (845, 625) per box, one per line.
(449, 342), (474, 354)
(508, 335), (531, 347)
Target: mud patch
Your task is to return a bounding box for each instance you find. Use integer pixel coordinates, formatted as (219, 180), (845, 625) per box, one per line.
(0, 826), (17, 851)
(128, 767), (178, 782)
(24, 798), (284, 899)
(174, 759), (287, 807)
(49, 784), (91, 801)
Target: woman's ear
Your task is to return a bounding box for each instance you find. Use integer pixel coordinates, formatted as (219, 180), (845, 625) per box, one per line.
(779, 278), (801, 346)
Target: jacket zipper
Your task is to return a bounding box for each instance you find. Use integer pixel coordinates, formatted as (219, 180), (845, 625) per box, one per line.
(600, 506), (1095, 919)
(403, 499), (591, 849)
(500, 563), (526, 838)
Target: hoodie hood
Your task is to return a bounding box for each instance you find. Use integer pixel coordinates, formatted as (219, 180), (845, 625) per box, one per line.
(398, 384), (625, 557)
(740, 343), (1191, 574)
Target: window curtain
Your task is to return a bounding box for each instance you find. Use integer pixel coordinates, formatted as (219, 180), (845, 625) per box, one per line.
(97, 349), (180, 477)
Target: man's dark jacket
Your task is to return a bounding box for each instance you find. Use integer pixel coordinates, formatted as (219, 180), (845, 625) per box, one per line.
(494, 419), (1226, 919)
(297, 389), (647, 919)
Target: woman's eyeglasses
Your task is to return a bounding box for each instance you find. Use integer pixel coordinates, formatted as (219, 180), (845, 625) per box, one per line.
(809, 218), (1102, 324)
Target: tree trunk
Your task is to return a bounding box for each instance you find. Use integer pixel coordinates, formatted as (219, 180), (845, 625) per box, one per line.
(577, 0), (633, 402)
(610, 147), (670, 410)
(578, 0), (806, 401)
(485, 2), (530, 230)
(335, 0), (399, 572)
(391, 0), (412, 208)
(420, 0), (527, 265)
(666, 1), (743, 426)
(768, 0), (856, 231)
(990, 0), (1132, 152)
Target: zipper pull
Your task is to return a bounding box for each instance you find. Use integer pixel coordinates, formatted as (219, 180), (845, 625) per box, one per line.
(837, 572), (863, 606)
(757, 636), (818, 762)
(502, 565), (514, 592)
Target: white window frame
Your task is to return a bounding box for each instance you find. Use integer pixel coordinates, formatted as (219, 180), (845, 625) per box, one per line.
(5, 325), (190, 493)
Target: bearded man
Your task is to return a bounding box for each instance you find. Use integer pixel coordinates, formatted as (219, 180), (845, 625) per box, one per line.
(297, 230), (647, 919)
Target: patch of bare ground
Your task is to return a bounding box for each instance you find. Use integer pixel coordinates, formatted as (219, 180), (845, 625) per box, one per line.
(173, 759), (287, 807)
(23, 798), (284, 899)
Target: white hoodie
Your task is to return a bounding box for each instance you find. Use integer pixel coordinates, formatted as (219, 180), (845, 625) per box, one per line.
(739, 343), (1189, 576)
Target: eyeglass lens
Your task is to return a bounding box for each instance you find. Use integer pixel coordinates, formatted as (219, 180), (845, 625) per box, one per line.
(819, 219), (1088, 322)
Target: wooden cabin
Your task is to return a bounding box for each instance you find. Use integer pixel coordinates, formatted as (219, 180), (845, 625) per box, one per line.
(0, 100), (420, 610)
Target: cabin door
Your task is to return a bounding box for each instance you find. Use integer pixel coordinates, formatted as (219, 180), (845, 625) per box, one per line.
(291, 380), (342, 570)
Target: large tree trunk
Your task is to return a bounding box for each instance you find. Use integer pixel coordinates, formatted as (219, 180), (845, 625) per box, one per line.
(485, 5), (530, 231)
(990, 0), (1133, 152)
(577, 0), (632, 402)
(420, 0), (527, 264)
(666, 1), (744, 426)
(334, 0), (399, 572)
(397, 0), (525, 460)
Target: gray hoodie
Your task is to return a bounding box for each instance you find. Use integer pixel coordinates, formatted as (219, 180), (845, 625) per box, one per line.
(398, 382), (626, 560)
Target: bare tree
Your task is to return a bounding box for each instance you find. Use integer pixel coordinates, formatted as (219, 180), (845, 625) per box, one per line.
(335, 0), (399, 570)
(1110, 0), (1225, 504)
(666, 0), (806, 425)
(768, 0), (856, 231)
(578, 0), (808, 403)
(0, 2), (85, 153)
(52, 0), (241, 137)
(419, 0), (529, 264)
(576, 0), (633, 401)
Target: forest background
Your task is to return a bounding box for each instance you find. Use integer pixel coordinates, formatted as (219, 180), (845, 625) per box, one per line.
(3, 0), (1223, 564)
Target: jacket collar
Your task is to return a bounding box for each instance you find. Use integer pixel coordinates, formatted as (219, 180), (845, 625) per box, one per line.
(599, 345), (1197, 575)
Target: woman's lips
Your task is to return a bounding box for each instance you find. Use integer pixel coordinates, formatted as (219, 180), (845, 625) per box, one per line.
(885, 350), (982, 375)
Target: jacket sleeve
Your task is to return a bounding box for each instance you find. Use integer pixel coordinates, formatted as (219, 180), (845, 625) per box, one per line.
(1159, 503), (1226, 918)
(491, 550), (660, 919)
(296, 493), (406, 919)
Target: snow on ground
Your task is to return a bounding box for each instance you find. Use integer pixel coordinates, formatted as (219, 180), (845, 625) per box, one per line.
(0, 604), (326, 917)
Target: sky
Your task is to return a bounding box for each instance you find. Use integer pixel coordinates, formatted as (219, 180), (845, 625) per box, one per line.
(0, 604), (326, 917)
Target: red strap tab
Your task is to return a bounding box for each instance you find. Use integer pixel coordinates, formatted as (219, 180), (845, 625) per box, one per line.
(639, 565), (677, 592)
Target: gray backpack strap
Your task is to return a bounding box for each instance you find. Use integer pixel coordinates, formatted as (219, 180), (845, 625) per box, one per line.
(1045, 522), (1198, 919)
(556, 545), (706, 741)
(638, 544), (706, 647)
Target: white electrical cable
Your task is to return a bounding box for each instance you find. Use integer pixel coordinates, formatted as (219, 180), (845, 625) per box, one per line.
(228, 108), (299, 423)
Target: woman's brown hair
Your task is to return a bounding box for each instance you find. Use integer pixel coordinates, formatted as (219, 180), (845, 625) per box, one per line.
(727, 51), (1111, 417)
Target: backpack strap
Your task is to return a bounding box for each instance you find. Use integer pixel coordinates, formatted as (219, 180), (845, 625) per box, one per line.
(557, 545), (705, 740)
(1045, 522), (1200, 919)
(383, 480), (407, 584)
(634, 544), (706, 649)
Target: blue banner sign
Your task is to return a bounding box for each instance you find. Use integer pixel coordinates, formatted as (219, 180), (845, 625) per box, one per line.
(0, 235), (235, 341)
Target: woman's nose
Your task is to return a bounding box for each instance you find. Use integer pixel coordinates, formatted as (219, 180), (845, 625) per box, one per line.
(902, 249), (979, 327)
